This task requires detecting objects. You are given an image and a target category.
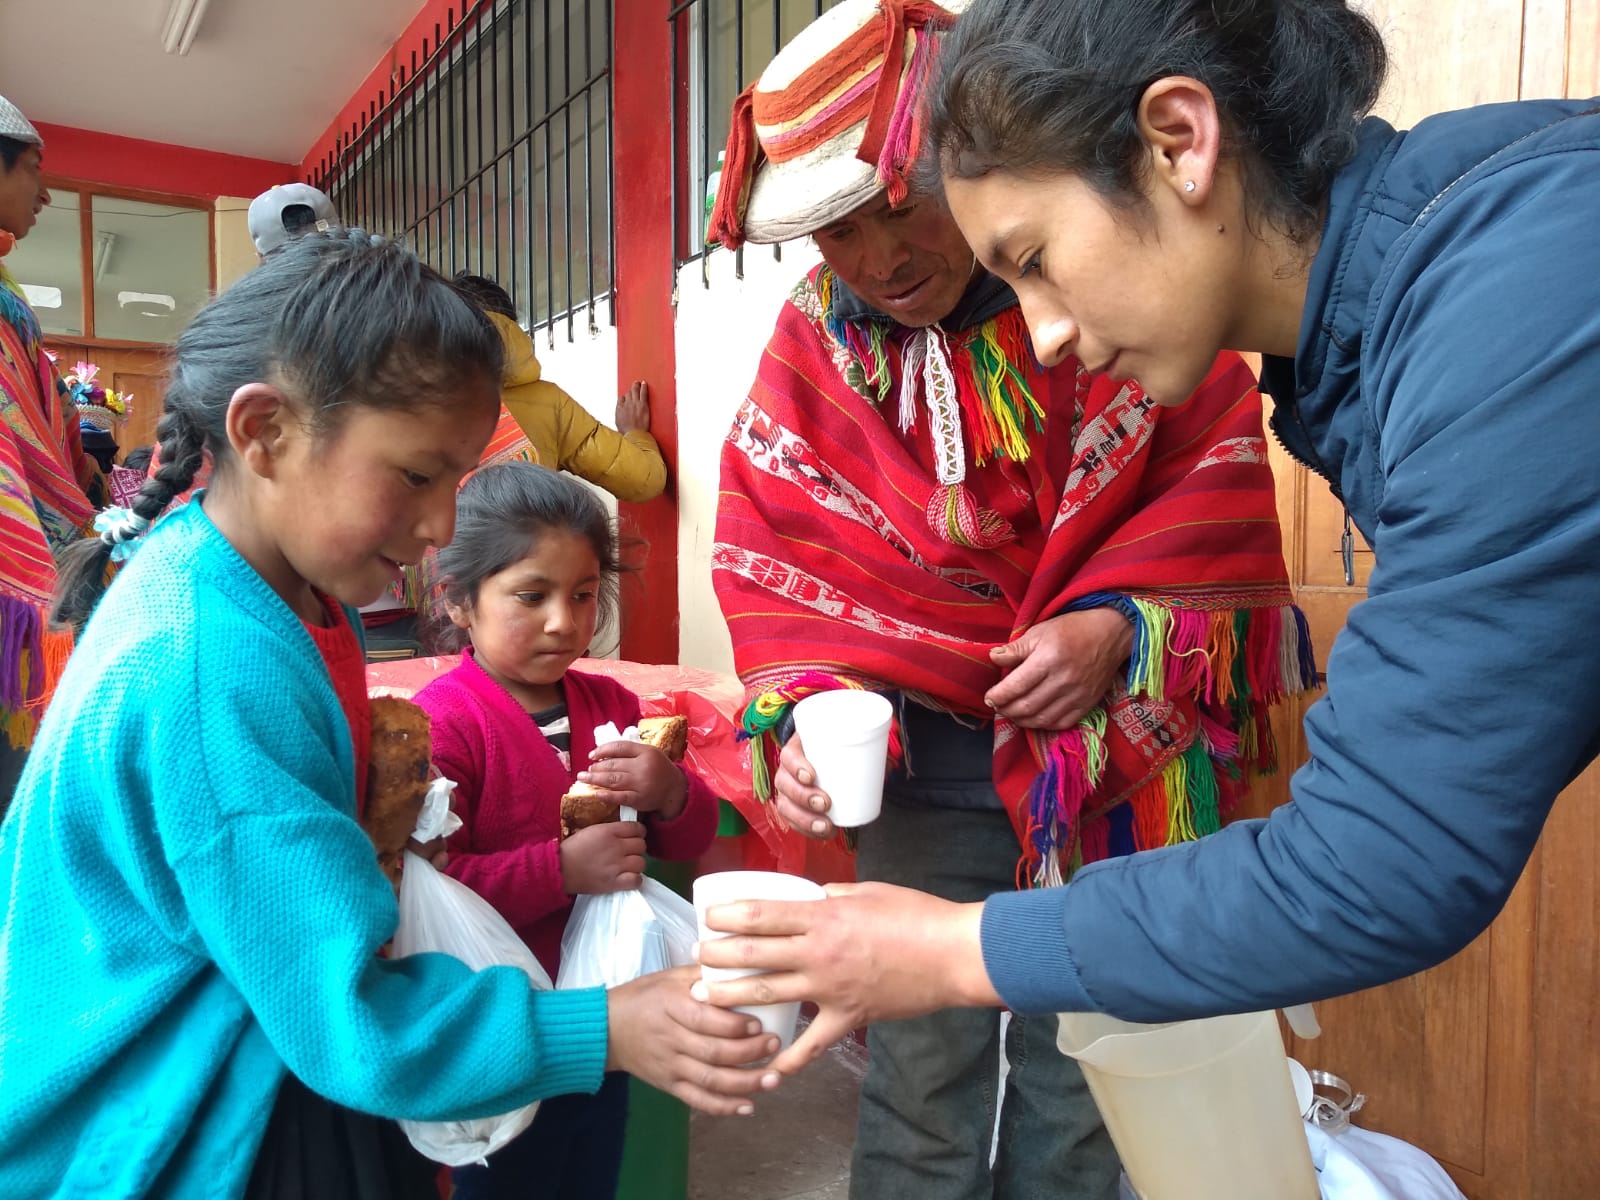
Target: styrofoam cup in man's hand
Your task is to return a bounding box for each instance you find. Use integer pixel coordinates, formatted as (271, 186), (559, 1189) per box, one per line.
(790, 689), (893, 828)
(693, 870), (826, 1048)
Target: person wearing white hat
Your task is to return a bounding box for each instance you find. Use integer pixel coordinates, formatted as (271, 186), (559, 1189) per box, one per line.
(0, 93), (106, 814)
(703, 2), (1312, 1197)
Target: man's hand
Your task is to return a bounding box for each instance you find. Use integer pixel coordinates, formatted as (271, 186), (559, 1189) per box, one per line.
(616, 381), (650, 434)
(576, 741), (688, 821)
(770, 733), (836, 840)
(985, 607), (1134, 729)
(558, 821), (647, 895)
(606, 966), (782, 1115)
(693, 883), (998, 1075)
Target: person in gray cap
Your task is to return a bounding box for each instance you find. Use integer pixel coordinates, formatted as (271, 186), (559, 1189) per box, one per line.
(0, 93), (106, 813)
(247, 182), (339, 258)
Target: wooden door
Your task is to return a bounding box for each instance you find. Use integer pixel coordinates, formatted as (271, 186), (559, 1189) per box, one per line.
(1236, 4), (1600, 1196)
(46, 340), (169, 463)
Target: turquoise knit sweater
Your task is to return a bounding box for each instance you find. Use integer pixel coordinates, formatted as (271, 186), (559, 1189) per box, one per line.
(0, 500), (608, 1197)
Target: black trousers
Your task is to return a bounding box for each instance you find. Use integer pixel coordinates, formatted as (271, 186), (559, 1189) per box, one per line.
(246, 1074), (439, 1200)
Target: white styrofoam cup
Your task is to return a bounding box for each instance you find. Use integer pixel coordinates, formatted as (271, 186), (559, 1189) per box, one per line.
(693, 869), (826, 1048)
(790, 689), (893, 827)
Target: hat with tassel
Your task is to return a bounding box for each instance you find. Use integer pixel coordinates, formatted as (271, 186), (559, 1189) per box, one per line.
(707, 0), (966, 250)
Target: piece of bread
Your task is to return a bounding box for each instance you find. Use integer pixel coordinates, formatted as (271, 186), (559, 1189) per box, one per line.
(557, 716), (689, 838)
(637, 714), (688, 762)
(560, 778), (618, 839)
(363, 697), (433, 883)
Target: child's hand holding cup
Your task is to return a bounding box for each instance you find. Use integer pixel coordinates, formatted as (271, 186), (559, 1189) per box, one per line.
(790, 689), (893, 828)
(693, 870), (826, 1049)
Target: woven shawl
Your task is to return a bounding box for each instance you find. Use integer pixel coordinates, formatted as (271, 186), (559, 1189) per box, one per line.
(0, 260), (101, 747)
(713, 265), (1315, 883)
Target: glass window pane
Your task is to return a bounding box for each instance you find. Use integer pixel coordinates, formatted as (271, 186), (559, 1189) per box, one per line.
(91, 196), (210, 343)
(5, 198), (85, 337)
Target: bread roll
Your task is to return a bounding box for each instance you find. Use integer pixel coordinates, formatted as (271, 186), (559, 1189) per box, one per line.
(560, 779), (618, 839)
(637, 714), (688, 762)
(557, 715), (688, 838)
(363, 697), (433, 885)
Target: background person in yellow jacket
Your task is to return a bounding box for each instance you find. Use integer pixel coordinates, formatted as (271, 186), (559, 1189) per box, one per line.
(454, 273), (667, 504)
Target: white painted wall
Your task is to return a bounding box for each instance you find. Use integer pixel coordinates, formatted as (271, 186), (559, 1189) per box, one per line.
(511, 248), (824, 672)
(214, 197), (256, 292)
(528, 313), (623, 658)
(675, 242), (822, 673)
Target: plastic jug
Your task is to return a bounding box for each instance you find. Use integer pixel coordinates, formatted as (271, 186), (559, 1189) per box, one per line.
(1057, 1009), (1318, 1200)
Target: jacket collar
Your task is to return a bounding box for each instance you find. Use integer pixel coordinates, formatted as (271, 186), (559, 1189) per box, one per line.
(1260, 116), (1401, 498)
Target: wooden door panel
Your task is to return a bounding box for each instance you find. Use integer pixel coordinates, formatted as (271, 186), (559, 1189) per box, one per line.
(1355, 0), (1526, 127)
(1284, 931), (1493, 1176)
(110, 370), (168, 455)
(45, 340), (168, 464)
(1301, 493), (1374, 590)
(1570, 0), (1600, 96)
(1530, 777), (1600, 1196)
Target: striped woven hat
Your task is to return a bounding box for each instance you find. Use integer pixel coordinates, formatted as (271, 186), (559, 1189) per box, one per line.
(708, 0), (966, 250)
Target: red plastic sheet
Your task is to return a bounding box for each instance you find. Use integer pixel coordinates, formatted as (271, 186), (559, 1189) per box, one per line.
(368, 656), (855, 882)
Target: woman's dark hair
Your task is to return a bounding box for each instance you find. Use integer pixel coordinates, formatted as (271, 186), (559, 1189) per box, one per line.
(53, 229), (505, 630)
(121, 444), (154, 475)
(0, 135), (31, 172)
(453, 272), (519, 320)
(427, 461), (632, 654)
(927, 0), (1388, 242)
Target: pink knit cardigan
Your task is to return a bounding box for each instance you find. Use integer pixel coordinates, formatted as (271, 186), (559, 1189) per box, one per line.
(415, 649), (718, 976)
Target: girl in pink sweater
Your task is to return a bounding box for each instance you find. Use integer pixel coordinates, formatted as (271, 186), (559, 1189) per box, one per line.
(416, 462), (718, 1200)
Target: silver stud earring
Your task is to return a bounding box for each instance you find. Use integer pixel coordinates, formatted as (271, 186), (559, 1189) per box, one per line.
(1183, 180), (1197, 193)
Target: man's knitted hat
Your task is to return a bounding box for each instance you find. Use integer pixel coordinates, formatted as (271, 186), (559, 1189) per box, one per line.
(707, 0), (966, 249)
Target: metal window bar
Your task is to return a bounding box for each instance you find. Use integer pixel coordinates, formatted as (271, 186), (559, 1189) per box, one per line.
(669, 0), (842, 285)
(311, 0), (615, 337)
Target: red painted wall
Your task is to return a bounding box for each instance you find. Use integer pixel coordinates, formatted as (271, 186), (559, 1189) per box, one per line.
(612, 0), (681, 664)
(35, 122), (292, 200)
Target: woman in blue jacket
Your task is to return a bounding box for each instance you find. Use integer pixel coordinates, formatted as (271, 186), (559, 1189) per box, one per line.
(696, 0), (1600, 1065)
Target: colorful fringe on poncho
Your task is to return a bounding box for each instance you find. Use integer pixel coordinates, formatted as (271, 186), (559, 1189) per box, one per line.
(0, 252), (104, 749)
(713, 264), (1316, 885)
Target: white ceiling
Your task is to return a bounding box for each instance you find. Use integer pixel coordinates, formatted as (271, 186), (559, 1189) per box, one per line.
(0, 0), (427, 164)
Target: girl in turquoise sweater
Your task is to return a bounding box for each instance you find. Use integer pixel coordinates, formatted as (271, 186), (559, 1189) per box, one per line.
(0, 232), (777, 1200)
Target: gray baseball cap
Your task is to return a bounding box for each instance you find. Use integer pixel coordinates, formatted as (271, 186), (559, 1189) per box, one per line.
(247, 183), (338, 255)
(0, 95), (43, 148)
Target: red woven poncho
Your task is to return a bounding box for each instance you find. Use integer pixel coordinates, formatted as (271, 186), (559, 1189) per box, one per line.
(714, 265), (1315, 882)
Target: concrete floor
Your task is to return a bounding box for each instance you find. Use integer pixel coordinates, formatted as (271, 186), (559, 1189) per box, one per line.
(687, 1033), (867, 1200)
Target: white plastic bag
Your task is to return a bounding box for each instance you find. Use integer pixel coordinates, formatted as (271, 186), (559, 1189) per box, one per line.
(1305, 1122), (1467, 1199)
(554, 722), (698, 990)
(555, 876), (699, 990)
(390, 849), (552, 1166)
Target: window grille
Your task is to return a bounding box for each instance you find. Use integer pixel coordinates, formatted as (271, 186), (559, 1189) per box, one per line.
(669, 0), (842, 275)
(309, 0), (613, 342)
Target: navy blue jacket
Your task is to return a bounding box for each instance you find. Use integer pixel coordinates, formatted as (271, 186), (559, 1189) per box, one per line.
(982, 98), (1600, 1020)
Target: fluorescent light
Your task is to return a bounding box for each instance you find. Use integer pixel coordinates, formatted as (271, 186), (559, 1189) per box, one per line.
(19, 284), (61, 309)
(93, 231), (116, 282)
(117, 292), (178, 315)
(161, 0), (213, 56)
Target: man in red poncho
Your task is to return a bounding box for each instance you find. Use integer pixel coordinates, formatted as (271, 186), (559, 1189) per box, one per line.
(0, 95), (104, 809)
(706, 2), (1315, 1197)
